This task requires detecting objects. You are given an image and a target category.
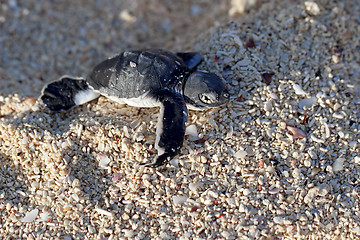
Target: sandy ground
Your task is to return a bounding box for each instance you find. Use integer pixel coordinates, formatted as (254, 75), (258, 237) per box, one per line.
(1, 0), (360, 239)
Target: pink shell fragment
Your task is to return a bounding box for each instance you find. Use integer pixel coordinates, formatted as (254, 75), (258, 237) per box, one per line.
(286, 126), (306, 139)
(113, 172), (121, 183)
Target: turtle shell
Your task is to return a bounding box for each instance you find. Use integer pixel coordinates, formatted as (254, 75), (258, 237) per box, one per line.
(87, 49), (190, 99)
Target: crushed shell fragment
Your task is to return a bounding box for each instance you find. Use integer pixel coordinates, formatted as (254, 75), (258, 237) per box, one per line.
(293, 84), (307, 95)
(97, 153), (111, 167)
(21, 209), (39, 223)
(286, 126), (306, 138)
(333, 158), (345, 172)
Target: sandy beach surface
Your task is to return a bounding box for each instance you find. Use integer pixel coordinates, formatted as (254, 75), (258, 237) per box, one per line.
(1, 0), (359, 239)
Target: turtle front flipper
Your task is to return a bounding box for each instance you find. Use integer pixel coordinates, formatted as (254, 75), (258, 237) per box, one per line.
(40, 76), (100, 111)
(175, 52), (202, 70)
(141, 89), (187, 168)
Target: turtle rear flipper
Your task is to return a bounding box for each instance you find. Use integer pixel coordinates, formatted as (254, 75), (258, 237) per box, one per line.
(141, 89), (187, 167)
(40, 76), (100, 111)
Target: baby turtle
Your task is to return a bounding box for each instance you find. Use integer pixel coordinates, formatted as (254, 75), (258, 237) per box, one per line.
(40, 49), (229, 167)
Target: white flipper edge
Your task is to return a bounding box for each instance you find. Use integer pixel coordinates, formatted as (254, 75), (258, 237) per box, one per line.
(74, 87), (100, 106)
(155, 104), (165, 156)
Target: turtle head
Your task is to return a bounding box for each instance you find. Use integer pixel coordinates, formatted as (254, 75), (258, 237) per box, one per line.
(183, 71), (229, 110)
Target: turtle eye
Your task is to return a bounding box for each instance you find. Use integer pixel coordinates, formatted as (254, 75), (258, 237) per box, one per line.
(199, 92), (217, 104)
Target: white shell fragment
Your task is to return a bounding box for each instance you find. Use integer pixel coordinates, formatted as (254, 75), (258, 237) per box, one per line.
(293, 84), (307, 95)
(273, 216), (282, 224)
(129, 61), (137, 67)
(304, 187), (320, 204)
(226, 125), (234, 139)
(21, 209), (39, 223)
(234, 150), (247, 159)
(170, 158), (179, 167)
(333, 112), (345, 119)
(299, 97), (317, 109)
(95, 208), (114, 217)
(189, 183), (202, 193)
(333, 158), (346, 172)
(322, 120), (331, 138)
(185, 124), (200, 141)
(310, 134), (325, 144)
(243, 189), (251, 196)
(268, 187), (280, 195)
(304, 1), (320, 15)
(355, 156), (360, 164)
(38, 212), (50, 222)
(273, 216), (289, 225)
(97, 153), (111, 167)
(119, 10), (137, 23)
(286, 126), (306, 138)
(270, 92), (279, 100)
(264, 100), (273, 112)
(173, 195), (188, 205)
(123, 229), (135, 238)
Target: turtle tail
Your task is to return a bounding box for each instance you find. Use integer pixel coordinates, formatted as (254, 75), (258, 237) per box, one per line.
(40, 76), (100, 111)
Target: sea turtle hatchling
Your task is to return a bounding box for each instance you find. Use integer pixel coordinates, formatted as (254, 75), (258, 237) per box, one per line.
(40, 49), (229, 167)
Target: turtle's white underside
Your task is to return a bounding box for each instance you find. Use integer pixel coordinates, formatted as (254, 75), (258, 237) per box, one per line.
(74, 88), (161, 108)
(105, 93), (161, 108)
(73, 87), (207, 111)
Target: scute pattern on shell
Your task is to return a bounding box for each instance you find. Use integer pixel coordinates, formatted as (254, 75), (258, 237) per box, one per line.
(87, 50), (190, 100)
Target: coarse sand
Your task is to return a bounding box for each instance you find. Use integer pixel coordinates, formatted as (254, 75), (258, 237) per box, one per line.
(0, 0), (359, 239)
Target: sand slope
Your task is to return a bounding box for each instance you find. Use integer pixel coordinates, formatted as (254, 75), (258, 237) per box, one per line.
(0, 0), (359, 239)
